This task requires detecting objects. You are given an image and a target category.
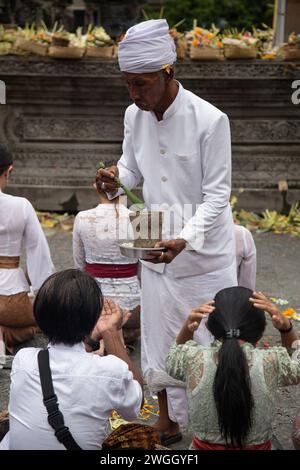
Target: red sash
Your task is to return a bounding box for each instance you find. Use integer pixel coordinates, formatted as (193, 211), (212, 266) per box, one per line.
(192, 435), (272, 451)
(85, 262), (138, 279)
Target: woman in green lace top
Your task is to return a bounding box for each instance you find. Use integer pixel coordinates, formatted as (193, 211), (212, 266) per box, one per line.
(166, 287), (300, 450)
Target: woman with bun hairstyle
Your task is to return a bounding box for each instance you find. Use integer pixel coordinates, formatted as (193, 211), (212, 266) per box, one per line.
(166, 286), (300, 450)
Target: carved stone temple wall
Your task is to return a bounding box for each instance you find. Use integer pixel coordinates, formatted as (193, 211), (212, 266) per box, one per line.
(0, 56), (299, 212)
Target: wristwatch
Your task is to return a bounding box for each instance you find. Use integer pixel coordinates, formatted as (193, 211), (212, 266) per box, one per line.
(85, 336), (100, 351)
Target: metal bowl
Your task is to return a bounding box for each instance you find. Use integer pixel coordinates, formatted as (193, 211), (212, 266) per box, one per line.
(118, 241), (167, 260)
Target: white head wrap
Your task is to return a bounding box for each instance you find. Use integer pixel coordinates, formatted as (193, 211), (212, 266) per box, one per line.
(118, 19), (176, 74)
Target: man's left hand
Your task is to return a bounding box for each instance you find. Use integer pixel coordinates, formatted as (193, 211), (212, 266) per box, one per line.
(146, 239), (186, 264)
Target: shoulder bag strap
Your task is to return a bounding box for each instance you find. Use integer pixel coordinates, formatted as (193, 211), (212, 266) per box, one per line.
(37, 349), (82, 450)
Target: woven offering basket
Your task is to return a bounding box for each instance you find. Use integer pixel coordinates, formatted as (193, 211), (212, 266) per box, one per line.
(59, 216), (74, 231)
(224, 45), (257, 59)
(0, 42), (13, 55)
(85, 44), (114, 58)
(113, 44), (118, 58)
(190, 45), (224, 60)
(14, 37), (48, 56)
(176, 41), (187, 59)
(48, 45), (84, 59)
(280, 45), (300, 60)
(51, 36), (70, 47)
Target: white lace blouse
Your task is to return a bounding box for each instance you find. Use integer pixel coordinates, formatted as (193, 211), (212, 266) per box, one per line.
(166, 340), (300, 446)
(73, 204), (140, 310)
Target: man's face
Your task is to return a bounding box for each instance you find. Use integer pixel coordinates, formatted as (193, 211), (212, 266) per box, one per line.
(122, 71), (167, 111)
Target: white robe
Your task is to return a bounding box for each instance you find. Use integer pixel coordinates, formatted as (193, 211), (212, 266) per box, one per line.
(234, 224), (257, 291)
(0, 190), (55, 294)
(113, 82), (238, 427)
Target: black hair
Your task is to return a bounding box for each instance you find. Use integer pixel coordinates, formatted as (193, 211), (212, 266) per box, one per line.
(0, 144), (13, 175)
(34, 269), (103, 345)
(207, 286), (266, 448)
(0, 165), (10, 177)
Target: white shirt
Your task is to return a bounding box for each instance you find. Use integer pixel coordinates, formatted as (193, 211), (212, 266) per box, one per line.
(112, 82), (236, 278)
(5, 342), (142, 450)
(234, 224), (257, 290)
(0, 190), (55, 294)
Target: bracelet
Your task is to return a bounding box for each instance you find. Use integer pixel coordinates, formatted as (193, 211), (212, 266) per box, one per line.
(85, 336), (100, 351)
(279, 319), (293, 334)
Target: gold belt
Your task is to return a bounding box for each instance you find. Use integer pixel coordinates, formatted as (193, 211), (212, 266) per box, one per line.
(0, 256), (20, 269)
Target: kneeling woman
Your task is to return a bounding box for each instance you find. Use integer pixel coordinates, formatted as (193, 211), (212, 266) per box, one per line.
(73, 169), (141, 344)
(166, 286), (300, 450)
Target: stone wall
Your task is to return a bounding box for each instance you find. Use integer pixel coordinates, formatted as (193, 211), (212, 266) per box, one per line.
(0, 56), (299, 211)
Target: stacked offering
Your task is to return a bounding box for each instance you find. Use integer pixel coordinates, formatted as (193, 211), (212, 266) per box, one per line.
(187, 24), (224, 60)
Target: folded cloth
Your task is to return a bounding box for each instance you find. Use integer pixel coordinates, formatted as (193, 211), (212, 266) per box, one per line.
(118, 19), (176, 73)
(145, 367), (186, 393)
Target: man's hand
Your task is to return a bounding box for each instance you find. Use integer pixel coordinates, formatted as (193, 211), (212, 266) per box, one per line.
(186, 301), (215, 332)
(146, 239), (186, 264)
(98, 165), (119, 193)
(249, 291), (291, 331)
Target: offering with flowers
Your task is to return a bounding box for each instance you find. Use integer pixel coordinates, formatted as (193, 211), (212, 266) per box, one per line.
(14, 22), (52, 56)
(222, 28), (258, 59)
(280, 32), (300, 60)
(86, 26), (114, 58)
(252, 25), (275, 59)
(169, 19), (187, 59)
(187, 22), (223, 60)
(0, 25), (17, 55)
(49, 26), (85, 59)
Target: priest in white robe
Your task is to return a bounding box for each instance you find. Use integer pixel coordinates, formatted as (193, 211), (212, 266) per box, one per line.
(0, 145), (55, 355)
(99, 19), (237, 445)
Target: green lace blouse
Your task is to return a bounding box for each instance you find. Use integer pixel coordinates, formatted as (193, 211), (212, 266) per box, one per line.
(166, 340), (300, 445)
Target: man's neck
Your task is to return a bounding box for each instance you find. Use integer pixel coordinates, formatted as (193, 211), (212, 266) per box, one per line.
(153, 80), (179, 121)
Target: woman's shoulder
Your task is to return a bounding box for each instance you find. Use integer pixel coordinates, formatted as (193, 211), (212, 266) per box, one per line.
(76, 207), (97, 218)
(12, 347), (39, 371)
(90, 353), (134, 380)
(254, 345), (293, 370)
(258, 345), (290, 356)
(169, 340), (220, 356)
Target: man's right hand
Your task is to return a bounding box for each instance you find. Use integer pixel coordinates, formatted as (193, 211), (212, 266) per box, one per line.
(98, 165), (119, 193)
